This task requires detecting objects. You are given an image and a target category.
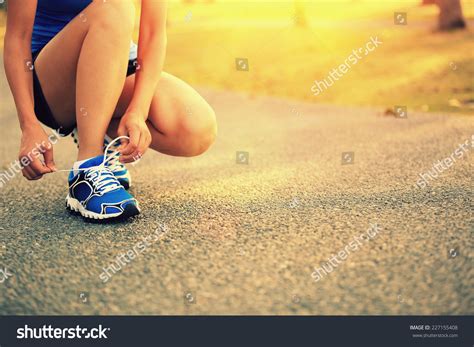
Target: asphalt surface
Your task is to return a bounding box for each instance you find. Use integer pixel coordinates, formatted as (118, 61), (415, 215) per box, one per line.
(0, 74), (473, 315)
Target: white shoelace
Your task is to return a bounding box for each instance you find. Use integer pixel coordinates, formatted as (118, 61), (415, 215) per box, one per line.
(84, 165), (121, 195)
(55, 136), (130, 193)
(105, 146), (126, 173)
(72, 130), (126, 173)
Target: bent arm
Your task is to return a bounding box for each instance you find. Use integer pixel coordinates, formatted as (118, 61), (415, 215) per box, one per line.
(3, 0), (39, 130)
(127, 0), (167, 119)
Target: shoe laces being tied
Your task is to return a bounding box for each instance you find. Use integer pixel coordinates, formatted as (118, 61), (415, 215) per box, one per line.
(85, 165), (121, 195)
(71, 130), (126, 173)
(104, 139), (126, 173)
(78, 136), (129, 195)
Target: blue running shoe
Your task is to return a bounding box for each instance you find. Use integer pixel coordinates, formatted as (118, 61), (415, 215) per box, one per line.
(71, 129), (132, 189)
(66, 155), (140, 221)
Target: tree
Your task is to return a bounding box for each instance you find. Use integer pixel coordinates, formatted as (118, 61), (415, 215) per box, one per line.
(422, 0), (466, 31)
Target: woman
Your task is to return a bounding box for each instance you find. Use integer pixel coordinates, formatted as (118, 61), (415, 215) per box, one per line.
(4, 0), (217, 221)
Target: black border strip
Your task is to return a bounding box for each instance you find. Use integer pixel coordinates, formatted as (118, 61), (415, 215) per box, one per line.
(0, 315), (472, 347)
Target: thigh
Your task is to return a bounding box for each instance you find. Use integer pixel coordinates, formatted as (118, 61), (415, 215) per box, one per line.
(33, 1), (104, 127)
(114, 72), (215, 136)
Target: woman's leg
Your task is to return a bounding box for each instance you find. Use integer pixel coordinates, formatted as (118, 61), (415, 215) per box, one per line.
(33, 0), (135, 160)
(108, 72), (217, 157)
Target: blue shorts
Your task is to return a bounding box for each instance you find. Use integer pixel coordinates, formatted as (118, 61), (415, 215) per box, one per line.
(32, 50), (138, 136)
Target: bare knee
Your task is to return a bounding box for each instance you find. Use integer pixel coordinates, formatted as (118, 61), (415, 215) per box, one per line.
(179, 105), (217, 157)
(91, 0), (135, 37)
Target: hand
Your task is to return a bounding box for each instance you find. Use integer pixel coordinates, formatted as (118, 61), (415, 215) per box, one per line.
(117, 111), (152, 164)
(19, 122), (56, 180)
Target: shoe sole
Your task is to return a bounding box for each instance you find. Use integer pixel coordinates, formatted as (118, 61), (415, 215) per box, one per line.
(66, 195), (140, 222)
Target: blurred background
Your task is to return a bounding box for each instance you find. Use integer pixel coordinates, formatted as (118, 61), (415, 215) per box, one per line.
(1, 0), (472, 114)
(153, 0), (474, 115)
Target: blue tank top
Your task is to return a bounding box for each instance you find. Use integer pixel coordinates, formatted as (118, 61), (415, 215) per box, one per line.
(32, 0), (91, 53)
(32, 0), (137, 59)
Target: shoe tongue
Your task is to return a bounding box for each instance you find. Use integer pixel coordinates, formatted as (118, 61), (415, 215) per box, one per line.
(79, 155), (105, 169)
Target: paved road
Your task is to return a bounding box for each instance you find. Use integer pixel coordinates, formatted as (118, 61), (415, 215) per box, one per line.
(0, 75), (472, 314)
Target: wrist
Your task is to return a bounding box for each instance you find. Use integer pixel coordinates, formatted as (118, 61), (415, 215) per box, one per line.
(20, 117), (41, 132)
(125, 107), (148, 121)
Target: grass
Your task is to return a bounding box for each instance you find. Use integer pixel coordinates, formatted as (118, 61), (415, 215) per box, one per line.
(1, 1), (473, 114)
(163, 0), (474, 114)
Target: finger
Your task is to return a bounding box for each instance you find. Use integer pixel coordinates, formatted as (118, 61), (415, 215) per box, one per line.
(128, 135), (148, 161)
(120, 127), (140, 155)
(119, 148), (142, 163)
(23, 165), (41, 180)
(22, 166), (34, 180)
(29, 158), (52, 176)
(137, 132), (151, 155)
(120, 151), (143, 163)
(119, 156), (135, 164)
(120, 126), (140, 156)
(117, 124), (128, 149)
(121, 133), (150, 163)
(19, 157), (37, 179)
(43, 148), (57, 171)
